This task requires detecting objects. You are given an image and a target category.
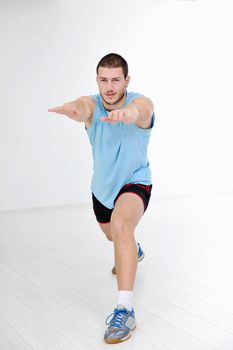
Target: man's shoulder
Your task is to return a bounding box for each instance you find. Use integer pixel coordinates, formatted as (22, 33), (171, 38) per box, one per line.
(89, 93), (101, 103)
(126, 91), (144, 104)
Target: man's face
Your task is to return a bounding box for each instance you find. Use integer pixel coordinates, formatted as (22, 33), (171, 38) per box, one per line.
(96, 67), (130, 110)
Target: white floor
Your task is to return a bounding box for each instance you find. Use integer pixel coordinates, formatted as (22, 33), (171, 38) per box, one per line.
(0, 193), (233, 350)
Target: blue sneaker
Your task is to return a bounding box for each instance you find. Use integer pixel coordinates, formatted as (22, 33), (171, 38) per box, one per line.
(111, 242), (145, 275)
(137, 242), (145, 262)
(104, 305), (136, 344)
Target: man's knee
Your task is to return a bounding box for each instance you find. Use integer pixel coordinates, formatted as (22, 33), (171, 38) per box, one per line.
(98, 223), (113, 241)
(110, 216), (134, 240)
(105, 232), (113, 241)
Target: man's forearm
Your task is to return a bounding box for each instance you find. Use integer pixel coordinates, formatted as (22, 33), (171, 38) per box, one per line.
(124, 97), (154, 128)
(72, 96), (94, 122)
(123, 103), (140, 124)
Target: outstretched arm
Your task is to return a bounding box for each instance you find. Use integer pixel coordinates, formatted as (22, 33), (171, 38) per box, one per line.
(48, 96), (95, 123)
(101, 96), (154, 128)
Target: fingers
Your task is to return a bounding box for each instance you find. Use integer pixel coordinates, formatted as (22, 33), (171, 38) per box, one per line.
(48, 106), (65, 113)
(101, 110), (126, 124)
(48, 104), (77, 118)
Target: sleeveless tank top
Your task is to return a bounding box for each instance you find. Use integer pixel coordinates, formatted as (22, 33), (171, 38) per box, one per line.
(86, 91), (154, 209)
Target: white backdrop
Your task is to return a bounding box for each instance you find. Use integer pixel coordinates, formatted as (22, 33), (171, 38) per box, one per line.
(0, 0), (232, 211)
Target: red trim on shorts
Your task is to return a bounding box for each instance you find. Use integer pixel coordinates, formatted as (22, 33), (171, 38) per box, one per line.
(123, 183), (151, 194)
(115, 191), (146, 212)
(98, 221), (111, 224)
(123, 183), (134, 189)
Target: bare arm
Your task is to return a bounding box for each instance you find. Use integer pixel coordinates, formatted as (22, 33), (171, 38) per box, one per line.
(100, 96), (154, 128)
(48, 96), (95, 123)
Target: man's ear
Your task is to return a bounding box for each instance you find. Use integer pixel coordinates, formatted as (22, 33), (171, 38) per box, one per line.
(126, 75), (130, 87)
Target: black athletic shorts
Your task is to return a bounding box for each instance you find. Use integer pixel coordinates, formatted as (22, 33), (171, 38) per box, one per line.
(92, 183), (152, 224)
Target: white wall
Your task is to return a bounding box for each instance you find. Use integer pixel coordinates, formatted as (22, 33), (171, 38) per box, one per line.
(0, 0), (232, 210)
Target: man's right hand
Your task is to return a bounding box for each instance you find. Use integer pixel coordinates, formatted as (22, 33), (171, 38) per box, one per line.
(48, 96), (95, 124)
(48, 102), (81, 120)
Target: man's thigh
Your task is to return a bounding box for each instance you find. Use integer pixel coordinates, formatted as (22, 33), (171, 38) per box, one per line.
(111, 192), (144, 229)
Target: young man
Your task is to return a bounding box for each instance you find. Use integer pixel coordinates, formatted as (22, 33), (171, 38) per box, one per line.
(48, 53), (154, 344)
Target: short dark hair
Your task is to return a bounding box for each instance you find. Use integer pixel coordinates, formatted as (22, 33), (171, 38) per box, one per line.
(96, 53), (128, 78)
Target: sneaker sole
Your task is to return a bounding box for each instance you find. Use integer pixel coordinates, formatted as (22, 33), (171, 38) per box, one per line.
(104, 324), (136, 344)
(111, 253), (145, 275)
(138, 251), (145, 262)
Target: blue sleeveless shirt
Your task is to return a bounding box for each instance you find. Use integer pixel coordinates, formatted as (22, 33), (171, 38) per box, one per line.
(86, 91), (154, 209)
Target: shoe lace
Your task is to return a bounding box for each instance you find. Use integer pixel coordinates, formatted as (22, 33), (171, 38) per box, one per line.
(105, 309), (128, 328)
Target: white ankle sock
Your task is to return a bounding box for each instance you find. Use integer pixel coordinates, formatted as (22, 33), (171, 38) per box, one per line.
(117, 291), (133, 311)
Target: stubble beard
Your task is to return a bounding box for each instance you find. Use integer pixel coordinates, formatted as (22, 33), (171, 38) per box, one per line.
(101, 91), (126, 111)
